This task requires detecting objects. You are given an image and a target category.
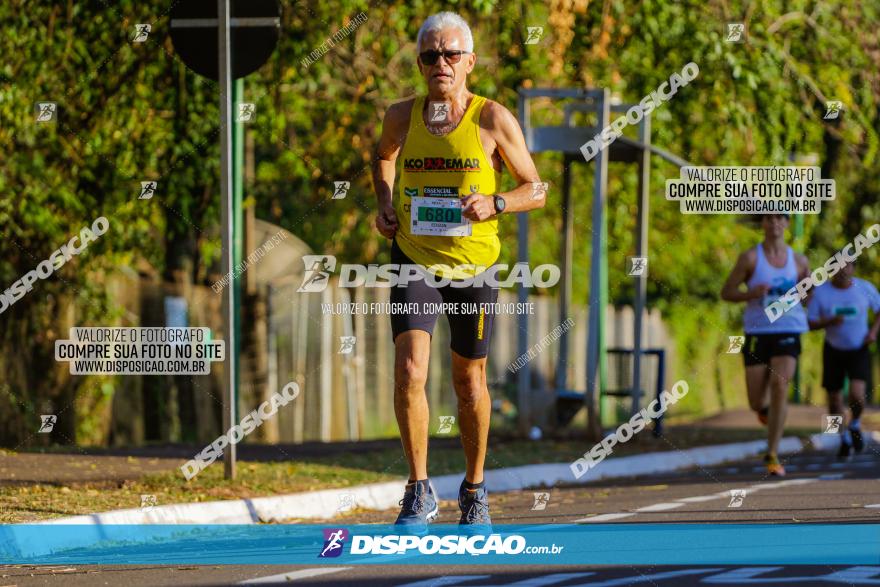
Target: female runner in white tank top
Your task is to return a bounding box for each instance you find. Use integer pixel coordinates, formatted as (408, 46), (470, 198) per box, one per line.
(721, 214), (810, 476)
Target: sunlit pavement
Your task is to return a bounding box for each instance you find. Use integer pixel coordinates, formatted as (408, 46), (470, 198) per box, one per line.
(3, 447), (878, 585)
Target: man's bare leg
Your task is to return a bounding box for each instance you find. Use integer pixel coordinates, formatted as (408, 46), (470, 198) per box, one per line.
(767, 356), (797, 456)
(394, 330), (432, 481)
(848, 379), (867, 452)
(451, 351), (490, 484)
(849, 379), (867, 424)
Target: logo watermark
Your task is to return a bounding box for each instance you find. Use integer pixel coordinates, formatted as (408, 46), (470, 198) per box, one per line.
(132, 24), (151, 42)
(725, 23), (745, 42)
(570, 380), (690, 478)
(824, 101), (843, 120)
(766, 224), (880, 322)
(139, 181), (157, 200)
(55, 327), (224, 376)
(347, 534), (562, 556)
(297, 257), (561, 291)
(338, 336), (356, 355)
(237, 103), (255, 123)
(428, 102), (450, 124)
(530, 181), (548, 201)
(38, 415), (57, 433)
(525, 27), (544, 44)
(581, 62), (699, 163)
(628, 257), (647, 276)
(337, 493), (355, 513)
(667, 166), (835, 214)
(301, 12), (368, 69)
(1, 217), (110, 315)
(35, 102), (57, 122)
(437, 415), (456, 434)
(508, 318), (574, 374)
(181, 382), (300, 480)
(727, 489), (746, 508)
(319, 528), (348, 558)
(140, 494), (157, 512)
(531, 492), (550, 511)
(823, 415), (843, 434)
(212, 230), (288, 294)
(333, 181), (350, 199)
(727, 336), (745, 354)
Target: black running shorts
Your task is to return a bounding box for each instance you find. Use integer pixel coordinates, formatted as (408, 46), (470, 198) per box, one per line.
(742, 333), (802, 367)
(822, 342), (870, 391)
(389, 239), (499, 359)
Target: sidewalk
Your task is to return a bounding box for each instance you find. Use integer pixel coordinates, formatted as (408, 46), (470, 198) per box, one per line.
(2, 406), (875, 523)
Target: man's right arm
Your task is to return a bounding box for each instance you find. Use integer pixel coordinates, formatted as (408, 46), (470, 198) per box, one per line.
(372, 100), (412, 239)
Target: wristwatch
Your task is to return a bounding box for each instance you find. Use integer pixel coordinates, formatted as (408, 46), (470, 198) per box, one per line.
(493, 194), (506, 214)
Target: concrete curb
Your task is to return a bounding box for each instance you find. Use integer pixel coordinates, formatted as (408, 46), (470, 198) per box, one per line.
(36, 436), (805, 526)
(809, 429), (880, 451)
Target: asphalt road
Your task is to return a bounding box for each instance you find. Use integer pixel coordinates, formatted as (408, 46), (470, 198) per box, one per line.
(3, 447), (879, 586)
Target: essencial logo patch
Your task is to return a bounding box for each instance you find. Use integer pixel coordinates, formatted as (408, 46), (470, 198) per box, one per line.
(423, 186), (459, 197)
(404, 187), (419, 198)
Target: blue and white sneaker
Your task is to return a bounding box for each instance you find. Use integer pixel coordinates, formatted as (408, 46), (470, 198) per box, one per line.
(395, 481), (438, 533)
(458, 480), (491, 531)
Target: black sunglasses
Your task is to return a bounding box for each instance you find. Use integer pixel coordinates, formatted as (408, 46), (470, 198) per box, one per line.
(419, 50), (470, 66)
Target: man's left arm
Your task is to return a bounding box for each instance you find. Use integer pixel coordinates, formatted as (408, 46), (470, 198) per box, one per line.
(461, 102), (545, 221)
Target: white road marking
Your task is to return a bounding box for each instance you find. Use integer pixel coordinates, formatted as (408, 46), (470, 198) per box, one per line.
(676, 494), (727, 503)
(865, 504), (880, 509)
(238, 567), (351, 584)
(635, 502), (686, 512)
(577, 478), (825, 524)
(576, 512), (636, 522)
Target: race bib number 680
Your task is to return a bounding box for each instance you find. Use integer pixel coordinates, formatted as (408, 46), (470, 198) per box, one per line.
(410, 196), (472, 237)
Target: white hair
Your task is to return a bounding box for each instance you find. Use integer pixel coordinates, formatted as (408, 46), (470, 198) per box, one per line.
(416, 12), (474, 53)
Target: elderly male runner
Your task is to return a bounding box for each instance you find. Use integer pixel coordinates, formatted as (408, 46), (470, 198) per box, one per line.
(372, 12), (544, 530)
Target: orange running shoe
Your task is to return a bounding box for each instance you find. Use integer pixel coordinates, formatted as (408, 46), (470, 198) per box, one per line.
(764, 453), (786, 476)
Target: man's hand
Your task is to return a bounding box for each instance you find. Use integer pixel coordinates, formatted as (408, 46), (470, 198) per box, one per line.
(461, 193), (495, 221)
(747, 284), (771, 300)
(864, 329), (877, 345)
(375, 204), (398, 239)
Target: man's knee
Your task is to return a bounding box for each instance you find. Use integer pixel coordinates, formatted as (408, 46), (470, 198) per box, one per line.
(452, 365), (486, 404)
(395, 357), (428, 393)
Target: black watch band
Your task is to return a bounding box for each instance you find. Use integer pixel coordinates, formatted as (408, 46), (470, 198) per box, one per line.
(493, 195), (506, 214)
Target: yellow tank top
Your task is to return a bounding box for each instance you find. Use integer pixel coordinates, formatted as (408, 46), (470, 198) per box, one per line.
(396, 94), (501, 279)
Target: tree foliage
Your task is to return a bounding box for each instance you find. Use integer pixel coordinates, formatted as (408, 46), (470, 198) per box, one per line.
(1, 0), (878, 442)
